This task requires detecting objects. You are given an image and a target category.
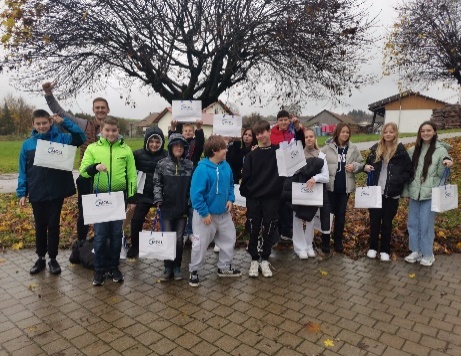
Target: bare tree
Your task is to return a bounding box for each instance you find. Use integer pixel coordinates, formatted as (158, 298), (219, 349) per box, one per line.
(384, 0), (461, 89)
(242, 112), (263, 128)
(1, 0), (376, 107)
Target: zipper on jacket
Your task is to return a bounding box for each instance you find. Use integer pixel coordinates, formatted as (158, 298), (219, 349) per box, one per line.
(216, 167), (219, 194)
(109, 143), (113, 191)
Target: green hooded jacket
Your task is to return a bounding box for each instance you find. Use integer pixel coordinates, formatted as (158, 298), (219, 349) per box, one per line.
(80, 136), (137, 198)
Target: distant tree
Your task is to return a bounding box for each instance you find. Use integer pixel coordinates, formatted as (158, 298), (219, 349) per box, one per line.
(1, 0), (376, 108)
(242, 112), (263, 129)
(384, 0), (461, 89)
(3, 95), (35, 135)
(0, 103), (15, 135)
(282, 103), (302, 117)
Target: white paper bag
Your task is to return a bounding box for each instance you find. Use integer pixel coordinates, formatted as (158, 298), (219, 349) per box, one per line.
(313, 211), (334, 233)
(172, 100), (202, 123)
(139, 230), (177, 260)
(354, 186), (382, 209)
(213, 115), (242, 137)
(234, 184), (246, 207)
(431, 185), (458, 212)
(82, 191), (126, 225)
(276, 140), (306, 177)
(33, 139), (77, 171)
(292, 182), (323, 206)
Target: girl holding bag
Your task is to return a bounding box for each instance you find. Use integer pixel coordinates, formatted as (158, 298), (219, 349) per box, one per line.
(284, 128), (329, 259)
(321, 123), (363, 252)
(363, 123), (413, 261)
(403, 121), (453, 267)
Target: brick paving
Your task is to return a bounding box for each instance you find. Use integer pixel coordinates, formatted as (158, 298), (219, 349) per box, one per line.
(0, 248), (460, 355)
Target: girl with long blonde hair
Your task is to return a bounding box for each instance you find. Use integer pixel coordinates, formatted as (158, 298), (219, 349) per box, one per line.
(364, 123), (413, 261)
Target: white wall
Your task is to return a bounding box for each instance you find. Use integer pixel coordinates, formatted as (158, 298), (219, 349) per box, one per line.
(385, 109), (433, 133)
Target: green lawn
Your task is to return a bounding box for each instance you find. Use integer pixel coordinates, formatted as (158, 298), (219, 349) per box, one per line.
(0, 137), (146, 173)
(0, 130), (459, 173)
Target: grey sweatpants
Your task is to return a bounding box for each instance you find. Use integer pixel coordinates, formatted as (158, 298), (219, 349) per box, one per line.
(189, 210), (236, 272)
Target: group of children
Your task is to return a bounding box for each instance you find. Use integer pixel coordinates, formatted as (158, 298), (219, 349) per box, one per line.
(17, 93), (454, 287)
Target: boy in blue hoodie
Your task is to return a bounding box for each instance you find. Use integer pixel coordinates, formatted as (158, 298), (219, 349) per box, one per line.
(189, 135), (241, 287)
(17, 110), (86, 275)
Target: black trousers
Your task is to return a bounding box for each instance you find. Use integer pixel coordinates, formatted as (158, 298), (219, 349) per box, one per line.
(31, 199), (64, 259)
(246, 197), (279, 260)
(130, 202), (155, 249)
(328, 191), (349, 240)
(369, 196), (399, 254)
(162, 218), (187, 269)
(76, 175), (92, 241)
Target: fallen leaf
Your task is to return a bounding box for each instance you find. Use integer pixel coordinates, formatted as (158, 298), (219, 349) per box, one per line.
(324, 339), (334, 347)
(11, 242), (23, 250)
(409, 273), (416, 279)
(28, 283), (39, 290)
(437, 231), (446, 239)
(456, 242), (461, 250)
(0, 259), (6, 264)
(304, 322), (321, 333)
(320, 270), (328, 276)
(357, 341), (369, 349)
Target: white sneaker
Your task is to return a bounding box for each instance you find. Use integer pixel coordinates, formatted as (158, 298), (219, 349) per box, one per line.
(306, 246), (316, 258)
(420, 254), (435, 267)
(380, 252), (390, 262)
(367, 249), (377, 259)
(249, 261), (259, 277)
(213, 245), (220, 253)
(259, 260), (273, 278)
(298, 252), (308, 260)
(404, 251), (422, 264)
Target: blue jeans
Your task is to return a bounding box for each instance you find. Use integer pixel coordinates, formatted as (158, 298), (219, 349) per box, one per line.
(94, 220), (124, 272)
(407, 199), (436, 257)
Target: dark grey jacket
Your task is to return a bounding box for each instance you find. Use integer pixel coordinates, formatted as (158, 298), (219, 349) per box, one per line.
(153, 134), (193, 219)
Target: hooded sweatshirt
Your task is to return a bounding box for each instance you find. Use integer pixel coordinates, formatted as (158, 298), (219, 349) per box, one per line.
(133, 127), (168, 204)
(190, 158), (235, 217)
(153, 134), (193, 219)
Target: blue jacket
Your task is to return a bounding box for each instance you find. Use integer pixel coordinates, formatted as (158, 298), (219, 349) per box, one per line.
(17, 118), (86, 202)
(190, 158), (235, 217)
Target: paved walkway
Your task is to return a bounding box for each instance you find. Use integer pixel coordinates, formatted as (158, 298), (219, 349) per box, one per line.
(1, 248), (460, 355)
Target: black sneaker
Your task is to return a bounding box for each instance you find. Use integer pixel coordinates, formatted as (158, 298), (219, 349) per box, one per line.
(93, 271), (105, 286)
(48, 259), (61, 275)
(217, 265), (242, 278)
(126, 246), (138, 259)
(108, 268), (124, 283)
(189, 271), (199, 287)
(30, 258), (46, 275)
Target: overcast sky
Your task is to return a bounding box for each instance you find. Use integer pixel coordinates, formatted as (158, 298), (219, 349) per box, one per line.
(0, 0), (459, 120)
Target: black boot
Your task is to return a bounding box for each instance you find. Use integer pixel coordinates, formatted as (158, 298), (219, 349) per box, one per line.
(334, 236), (344, 253)
(321, 234), (331, 253)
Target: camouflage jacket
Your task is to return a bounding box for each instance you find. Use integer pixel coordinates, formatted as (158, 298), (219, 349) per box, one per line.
(153, 156), (193, 219)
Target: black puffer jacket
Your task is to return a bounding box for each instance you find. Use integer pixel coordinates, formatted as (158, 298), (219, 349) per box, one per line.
(366, 142), (413, 197)
(133, 127), (168, 204)
(282, 157), (329, 222)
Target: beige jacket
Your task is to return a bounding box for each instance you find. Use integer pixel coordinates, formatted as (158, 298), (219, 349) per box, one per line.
(321, 141), (364, 193)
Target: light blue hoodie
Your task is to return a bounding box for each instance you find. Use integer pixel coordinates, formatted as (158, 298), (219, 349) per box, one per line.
(190, 158), (235, 217)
